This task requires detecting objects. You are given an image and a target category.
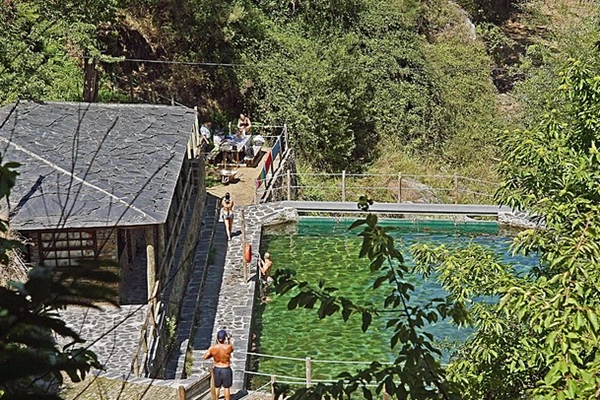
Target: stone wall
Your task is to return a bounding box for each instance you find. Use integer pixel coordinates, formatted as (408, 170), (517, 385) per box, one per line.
(150, 157), (207, 377)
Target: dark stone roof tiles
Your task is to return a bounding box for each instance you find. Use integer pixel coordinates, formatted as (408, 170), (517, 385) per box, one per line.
(0, 101), (196, 230)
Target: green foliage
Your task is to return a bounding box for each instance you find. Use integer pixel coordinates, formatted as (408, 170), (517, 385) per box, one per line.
(495, 62), (600, 399)
(408, 61), (600, 399)
(512, 4), (600, 126)
(243, 26), (371, 171)
(0, 154), (120, 399)
(453, 0), (515, 22)
(0, 0), (124, 104)
(238, 0), (501, 172)
(476, 22), (517, 67)
(0, 264), (120, 399)
(421, 37), (499, 166)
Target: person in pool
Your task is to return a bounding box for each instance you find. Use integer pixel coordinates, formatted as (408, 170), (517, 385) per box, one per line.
(221, 193), (234, 240)
(260, 252), (273, 284)
(204, 329), (234, 400)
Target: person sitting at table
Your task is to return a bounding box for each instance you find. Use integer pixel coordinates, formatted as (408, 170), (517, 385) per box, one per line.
(237, 113), (252, 136)
(200, 121), (212, 149)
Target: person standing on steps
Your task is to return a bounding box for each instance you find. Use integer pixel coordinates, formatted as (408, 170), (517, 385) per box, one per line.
(221, 192), (234, 240)
(204, 330), (234, 400)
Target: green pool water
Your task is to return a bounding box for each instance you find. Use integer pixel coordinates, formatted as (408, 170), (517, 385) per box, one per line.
(251, 218), (537, 385)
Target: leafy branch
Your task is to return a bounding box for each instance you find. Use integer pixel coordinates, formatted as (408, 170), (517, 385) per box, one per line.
(272, 212), (459, 399)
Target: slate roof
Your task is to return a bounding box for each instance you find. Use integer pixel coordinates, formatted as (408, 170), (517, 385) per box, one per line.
(0, 101), (197, 230)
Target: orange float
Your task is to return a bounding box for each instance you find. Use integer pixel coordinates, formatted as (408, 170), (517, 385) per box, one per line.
(244, 243), (252, 262)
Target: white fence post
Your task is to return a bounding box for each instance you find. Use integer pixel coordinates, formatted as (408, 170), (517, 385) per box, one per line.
(398, 173), (402, 203)
(305, 357), (312, 387)
(341, 170), (346, 202)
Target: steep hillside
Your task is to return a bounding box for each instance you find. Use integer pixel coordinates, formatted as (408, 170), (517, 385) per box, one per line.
(1, 0), (597, 182)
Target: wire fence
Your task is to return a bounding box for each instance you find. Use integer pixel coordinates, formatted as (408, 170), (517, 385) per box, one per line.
(240, 350), (394, 393)
(256, 171), (500, 205)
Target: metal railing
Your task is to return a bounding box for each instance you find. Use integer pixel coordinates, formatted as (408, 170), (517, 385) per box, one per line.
(258, 171), (499, 205)
(254, 125), (289, 203)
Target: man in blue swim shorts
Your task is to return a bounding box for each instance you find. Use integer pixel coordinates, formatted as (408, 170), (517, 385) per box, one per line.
(204, 329), (234, 400)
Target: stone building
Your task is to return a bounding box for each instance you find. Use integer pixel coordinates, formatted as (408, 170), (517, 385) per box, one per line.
(0, 101), (205, 306)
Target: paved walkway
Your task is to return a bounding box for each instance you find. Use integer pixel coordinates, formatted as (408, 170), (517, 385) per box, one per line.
(58, 304), (148, 379)
(165, 194), (219, 378)
(187, 202), (298, 391)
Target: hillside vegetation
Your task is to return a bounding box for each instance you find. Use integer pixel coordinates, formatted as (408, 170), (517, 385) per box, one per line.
(0, 0), (598, 183)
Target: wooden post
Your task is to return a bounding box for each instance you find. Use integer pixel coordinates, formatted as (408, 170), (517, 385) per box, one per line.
(146, 226), (156, 302)
(194, 106), (200, 158)
(254, 180), (258, 205)
(209, 366), (217, 400)
(454, 173), (458, 204)
(286, 170), (291, 201)
(241, 209), (248, 283)
(178, 385), (186, 400)
(398, 173), (402, 203)
(129, 77), (134, 102)
(157, 224), (166, 281)
(283, 124), (289, 152)
(305, 357), (312, 388)
(341, 170), (346, 202)
(271, 375), (276, 400)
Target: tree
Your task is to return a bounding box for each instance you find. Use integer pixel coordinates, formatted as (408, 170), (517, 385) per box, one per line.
(0, 0), (122, 104)
(414, 59), (600, 399)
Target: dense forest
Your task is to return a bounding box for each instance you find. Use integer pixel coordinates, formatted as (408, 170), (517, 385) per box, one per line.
(3, 0), (596, 177)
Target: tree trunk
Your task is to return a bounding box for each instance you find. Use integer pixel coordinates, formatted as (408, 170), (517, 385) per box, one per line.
(83, 52), (99, 103)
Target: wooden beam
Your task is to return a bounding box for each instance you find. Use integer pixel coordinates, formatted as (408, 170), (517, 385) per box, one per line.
(146, 226), (156, 301)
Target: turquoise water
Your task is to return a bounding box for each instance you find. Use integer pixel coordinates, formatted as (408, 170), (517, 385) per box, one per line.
(251, 218), (537, 384)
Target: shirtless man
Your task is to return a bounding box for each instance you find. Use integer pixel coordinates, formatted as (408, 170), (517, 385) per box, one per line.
(221, 193), (234, 240)
(237, 113), (252, 136)
(260, 252), (273, 284)
(204, 330), (234, 400)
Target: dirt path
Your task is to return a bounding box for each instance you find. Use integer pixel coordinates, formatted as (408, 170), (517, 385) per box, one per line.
(205, 149), (269, 206)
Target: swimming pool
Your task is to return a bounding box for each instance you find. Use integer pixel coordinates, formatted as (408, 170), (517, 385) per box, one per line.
(251, 218), (536, 385)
